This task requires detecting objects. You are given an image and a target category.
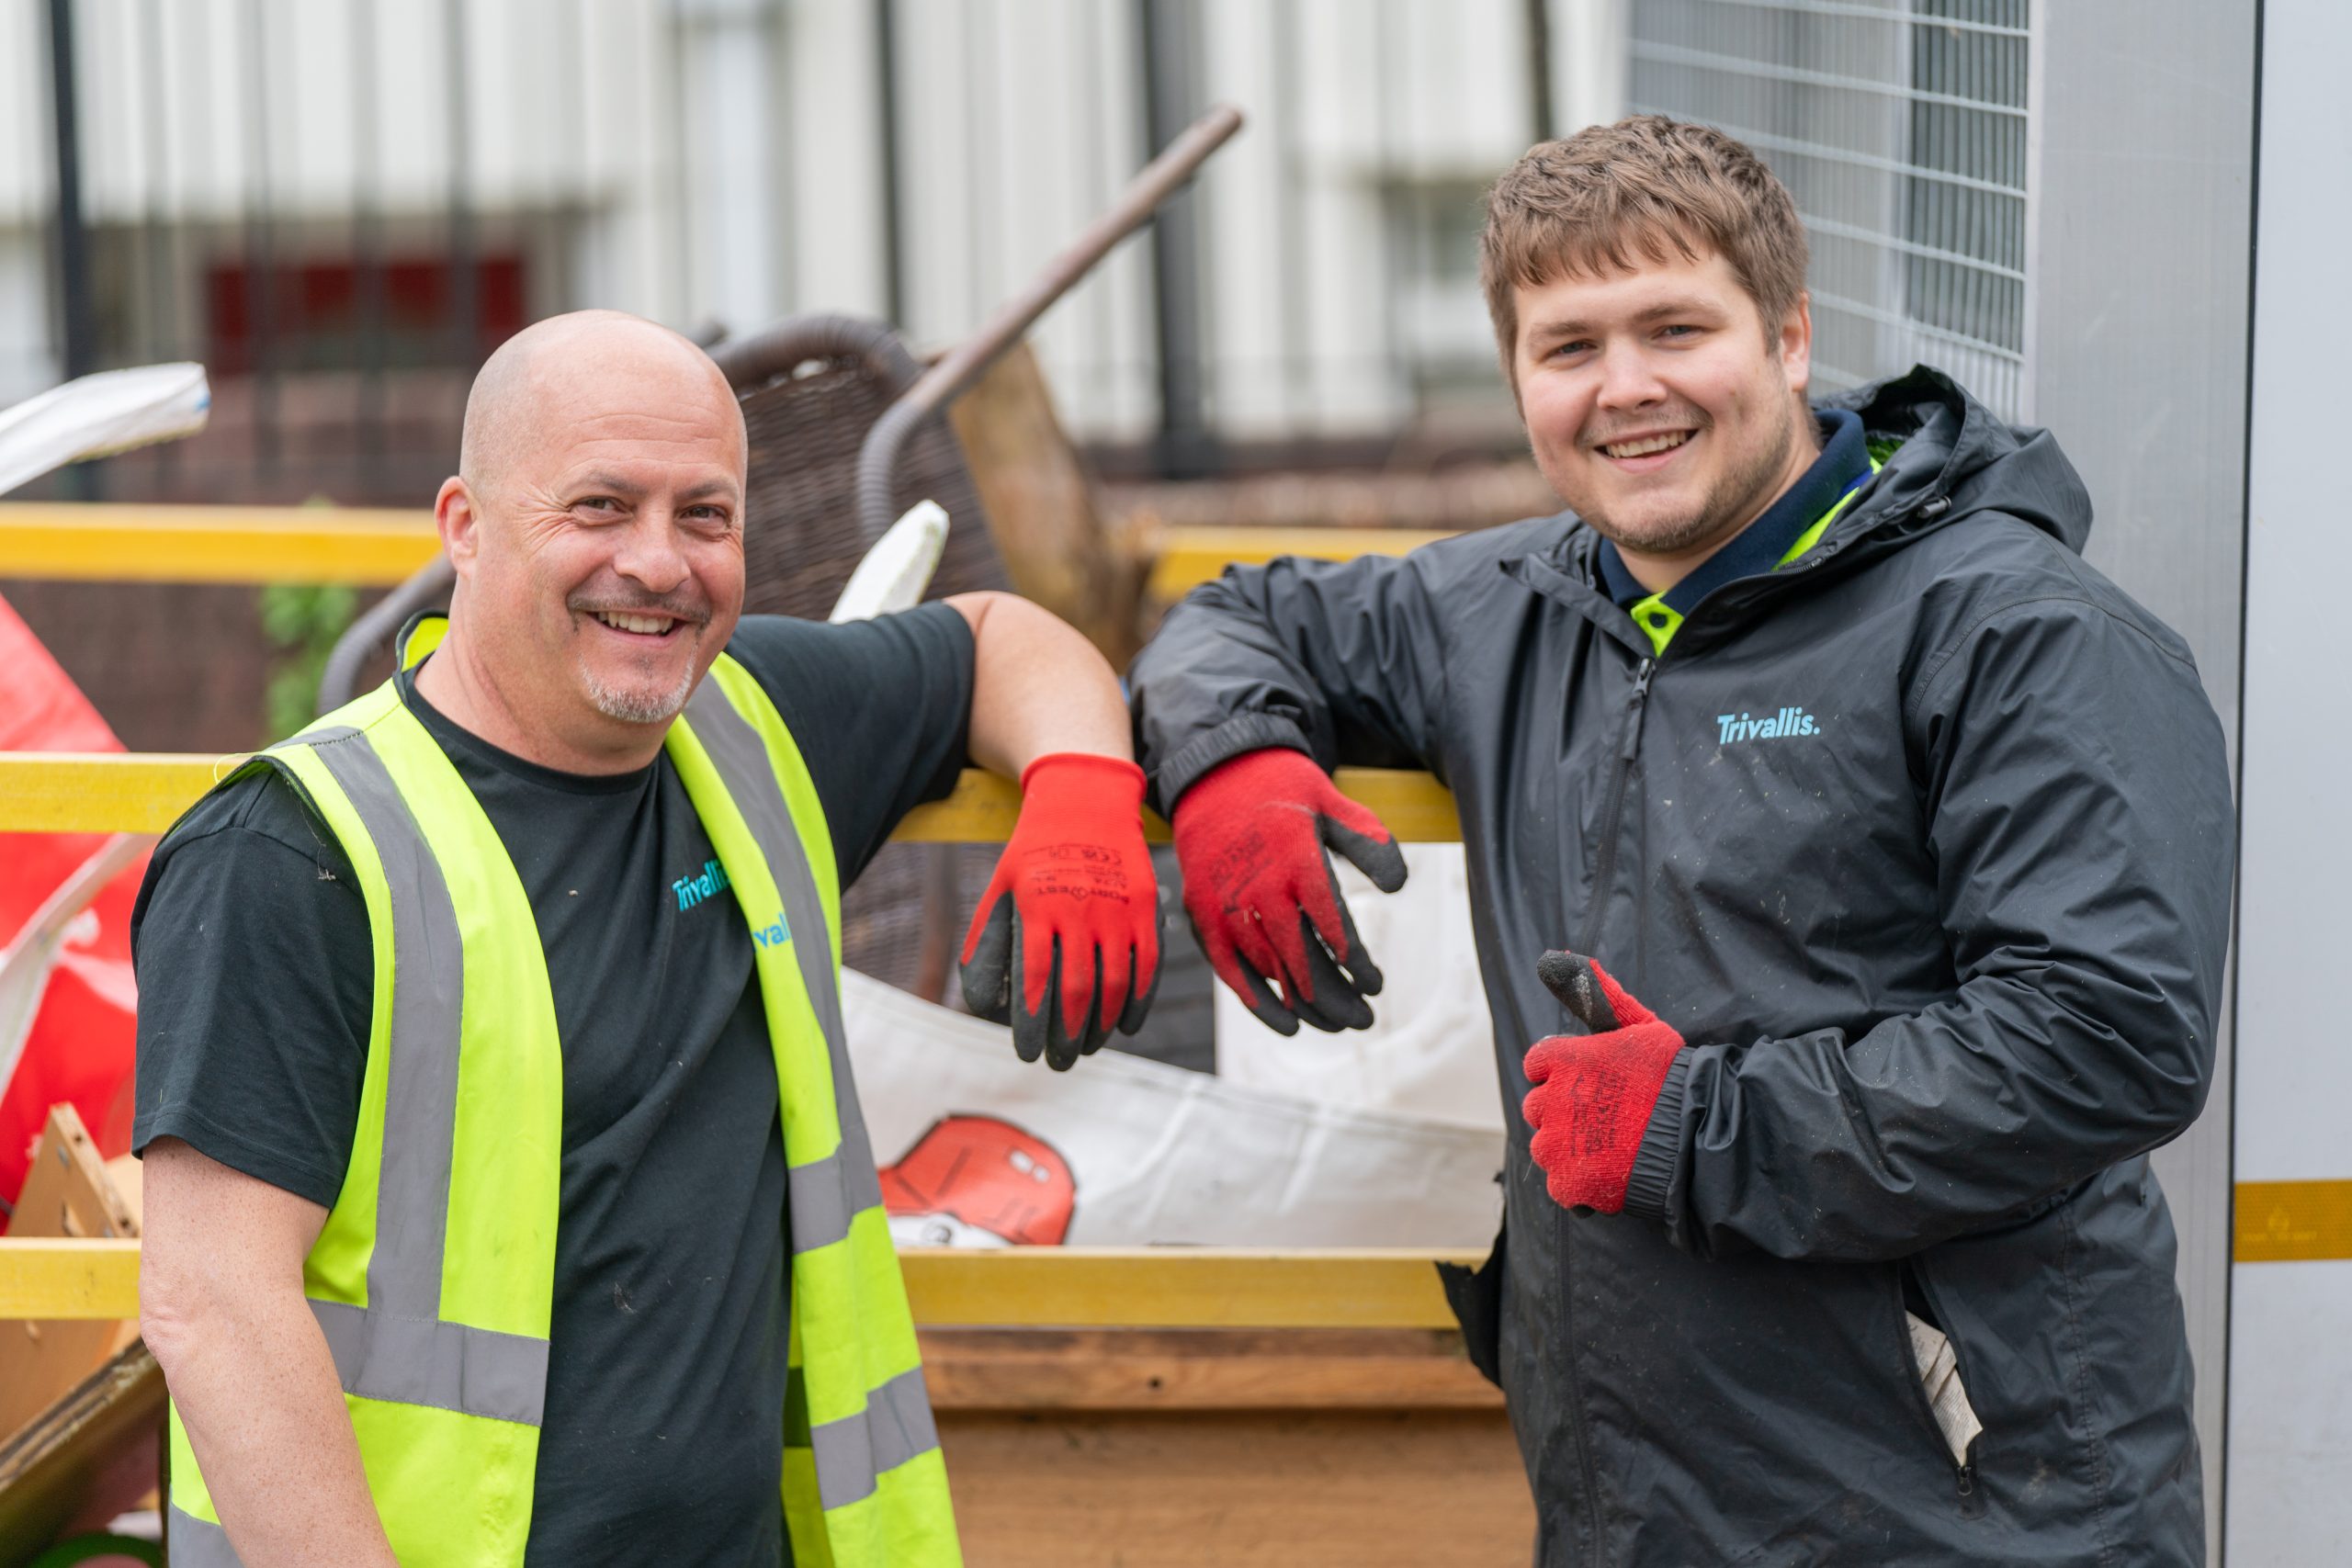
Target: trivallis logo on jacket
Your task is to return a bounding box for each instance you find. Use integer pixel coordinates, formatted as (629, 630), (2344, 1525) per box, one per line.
(1715, 708), (1822, 744)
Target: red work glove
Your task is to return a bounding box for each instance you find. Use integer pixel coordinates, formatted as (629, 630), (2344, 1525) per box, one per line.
(1521, 951), (1686, 1213)
(1170, 747), (1407, 1035)
(959, 752), (1162, 1071)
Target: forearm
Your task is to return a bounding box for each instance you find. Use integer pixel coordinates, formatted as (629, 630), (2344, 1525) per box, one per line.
(147, 1284), (394, 1564)
(1638, 972), (2213, 1262)
(947, 592), (1131, 776)
(140, 1139), (395, 1565)
(1129, 557), (1444, 814)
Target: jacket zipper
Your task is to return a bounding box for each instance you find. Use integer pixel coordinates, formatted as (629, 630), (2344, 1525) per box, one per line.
(1560, 653), (1655, 1565)
(1575, 656), (1655, 954)
(1900, 1264), (1982, 1502)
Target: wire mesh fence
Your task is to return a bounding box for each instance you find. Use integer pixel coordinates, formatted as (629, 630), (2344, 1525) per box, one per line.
(1629, 0), (2031, 419)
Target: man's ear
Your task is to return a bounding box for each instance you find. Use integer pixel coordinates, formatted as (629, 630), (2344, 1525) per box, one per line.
(435, 476), (480, 581)
(1779, 291), (1815, 399)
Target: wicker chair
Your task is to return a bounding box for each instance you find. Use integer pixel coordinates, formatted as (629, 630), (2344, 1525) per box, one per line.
(714, 314), (1011, 1004)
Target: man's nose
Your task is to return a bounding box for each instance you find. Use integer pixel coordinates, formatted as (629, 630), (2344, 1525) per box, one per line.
(610, 513), (692, 593)
(1593, 342), (1667, 412)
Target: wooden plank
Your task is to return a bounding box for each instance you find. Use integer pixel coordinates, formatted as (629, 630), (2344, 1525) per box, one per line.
(0, 1109), (141, 1443)
(0, 1342), (164, 1566)
(899, 1247), (1479, 1329)
(949, 343), (1148, 666)
(0, 757), (1464, 843)
(0, 502), (438, 584)
(937, 1407), (1532, 1566)
(918, 1328), (1502, 1411)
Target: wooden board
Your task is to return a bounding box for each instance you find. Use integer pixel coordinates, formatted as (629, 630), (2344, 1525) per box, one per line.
(947, 343), (1148, 666)
(0, 1107), (141, 1444)
(937, 1407), (1533, 1565)
(920, 1328), (1503, 1412)
(0, 1341), (164, 1565)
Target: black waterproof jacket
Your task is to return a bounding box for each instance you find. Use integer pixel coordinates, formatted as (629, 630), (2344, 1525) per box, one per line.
(1129, 370), (2233, 1566)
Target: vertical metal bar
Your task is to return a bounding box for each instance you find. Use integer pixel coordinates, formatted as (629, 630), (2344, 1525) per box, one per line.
(444, 0), (479, 369)
(42, 0), (95, 388)
(1078, 0), (1112, 417)
(875, 0), (906, 326)
(40, 0), (98, 500)
(1525, 0), (1554, 145)
(1272, 0), (1307, 428)
(354, 0), (388, 497)
(1138, 0), (1210, 478)
(242, 0), (279, 483)
(140, 0), (180, 491)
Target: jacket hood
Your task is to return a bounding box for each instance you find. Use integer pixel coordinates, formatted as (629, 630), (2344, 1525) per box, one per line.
(1818, 364), (2094, 557)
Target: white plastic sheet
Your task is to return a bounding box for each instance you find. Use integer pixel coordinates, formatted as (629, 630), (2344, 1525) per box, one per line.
(1215, 842), (1506, 1132)
(844, 969), (1504, 1248)
(0, 363), (210, 498)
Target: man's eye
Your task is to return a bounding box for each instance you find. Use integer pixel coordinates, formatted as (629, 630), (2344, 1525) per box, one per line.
(1550, 340), (1593, 359)
(574, 496), (622, 516)
(1658, 324), (1699, 340)
(682, 505), (734, 527)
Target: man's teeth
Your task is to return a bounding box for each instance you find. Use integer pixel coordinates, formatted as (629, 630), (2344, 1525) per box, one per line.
(1602, 432), (1691, 459)
(595, 611), (675, 635)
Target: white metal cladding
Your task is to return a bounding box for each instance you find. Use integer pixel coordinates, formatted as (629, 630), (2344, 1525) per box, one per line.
(1627, 0), (2031, 421)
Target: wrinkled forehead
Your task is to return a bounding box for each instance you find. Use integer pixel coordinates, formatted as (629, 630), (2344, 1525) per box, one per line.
(521, 350), (747, 476)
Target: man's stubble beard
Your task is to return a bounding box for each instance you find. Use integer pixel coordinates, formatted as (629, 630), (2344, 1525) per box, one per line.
(578, 638), (704, 726)
(1573, 390), (1804, 559)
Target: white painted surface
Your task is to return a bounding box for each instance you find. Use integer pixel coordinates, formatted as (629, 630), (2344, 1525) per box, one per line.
(2229, 0), (2352, 1559)
(2228, 1263), (2352, 1565)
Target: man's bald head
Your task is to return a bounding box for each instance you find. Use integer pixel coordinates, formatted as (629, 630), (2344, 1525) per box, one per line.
(458, 310), (746, 499)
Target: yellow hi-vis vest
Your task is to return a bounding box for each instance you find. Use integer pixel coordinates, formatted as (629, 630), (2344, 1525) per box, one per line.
(163, 619), (961, 1567)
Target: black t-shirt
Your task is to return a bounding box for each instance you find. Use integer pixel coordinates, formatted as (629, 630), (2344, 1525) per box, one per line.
(130, 606), (975, 1567)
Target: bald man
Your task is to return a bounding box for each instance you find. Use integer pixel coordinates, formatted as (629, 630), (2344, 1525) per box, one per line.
(131, 311), (1159, 1566)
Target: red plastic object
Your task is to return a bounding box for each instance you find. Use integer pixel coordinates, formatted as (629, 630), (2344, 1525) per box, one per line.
(877, 1115), (1076, 1247)
(0, 594), (148, 1222)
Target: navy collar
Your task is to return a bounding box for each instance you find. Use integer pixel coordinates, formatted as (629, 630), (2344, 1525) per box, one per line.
(1597, 408), (1872, 612)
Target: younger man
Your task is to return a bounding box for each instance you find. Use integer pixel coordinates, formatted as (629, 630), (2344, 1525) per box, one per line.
(1133, 118), (2230, 1564)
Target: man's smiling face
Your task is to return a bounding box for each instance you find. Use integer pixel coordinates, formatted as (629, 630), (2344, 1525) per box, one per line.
(1512, 246), (1815, 571)
(442, 320), (747, 759)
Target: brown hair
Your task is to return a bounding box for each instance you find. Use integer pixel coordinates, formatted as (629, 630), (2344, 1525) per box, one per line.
(1478, 115), (1809, 383)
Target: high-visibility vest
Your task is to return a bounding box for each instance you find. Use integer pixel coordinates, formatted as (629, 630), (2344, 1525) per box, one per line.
(163, 618), (961, 1567)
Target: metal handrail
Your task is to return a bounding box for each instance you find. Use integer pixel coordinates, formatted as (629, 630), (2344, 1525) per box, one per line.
(0, 1237), (1477, 1329)
(0, 756), (1463, 842)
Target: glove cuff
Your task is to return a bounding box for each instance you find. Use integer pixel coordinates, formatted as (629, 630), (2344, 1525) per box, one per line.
(1170, 744), (1325, 822)
(1019, 750), (1148, 807)
(1620, 1051), (1691, 1224)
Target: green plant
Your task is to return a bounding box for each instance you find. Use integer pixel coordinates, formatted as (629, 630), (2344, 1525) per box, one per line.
(258, 582), (359, 739)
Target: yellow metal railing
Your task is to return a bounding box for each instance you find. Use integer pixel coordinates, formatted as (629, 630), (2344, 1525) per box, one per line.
(0, 1239), (1476, 1328)
(0, 502), (1445, 598)
(0, 502), (441, 585)
(0, 754), (1462, 842)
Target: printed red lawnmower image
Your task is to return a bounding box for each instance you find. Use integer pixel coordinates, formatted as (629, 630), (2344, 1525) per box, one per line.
(878, 1114), (1077, 1247)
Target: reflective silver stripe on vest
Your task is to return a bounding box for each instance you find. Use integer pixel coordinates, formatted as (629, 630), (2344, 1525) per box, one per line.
(166, 1504), (247, 1568)
(310, 1298), (550, 1427)
(808, 1366), (944, 1512)
(271, 725), (548, 1427)
(304, 731), (464, 1325)
(683, 681), (886, 1249)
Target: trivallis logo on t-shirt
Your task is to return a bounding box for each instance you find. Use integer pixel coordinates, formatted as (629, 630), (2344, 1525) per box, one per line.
(673, 859), (792, 948)
(673, 858), (730, 912)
